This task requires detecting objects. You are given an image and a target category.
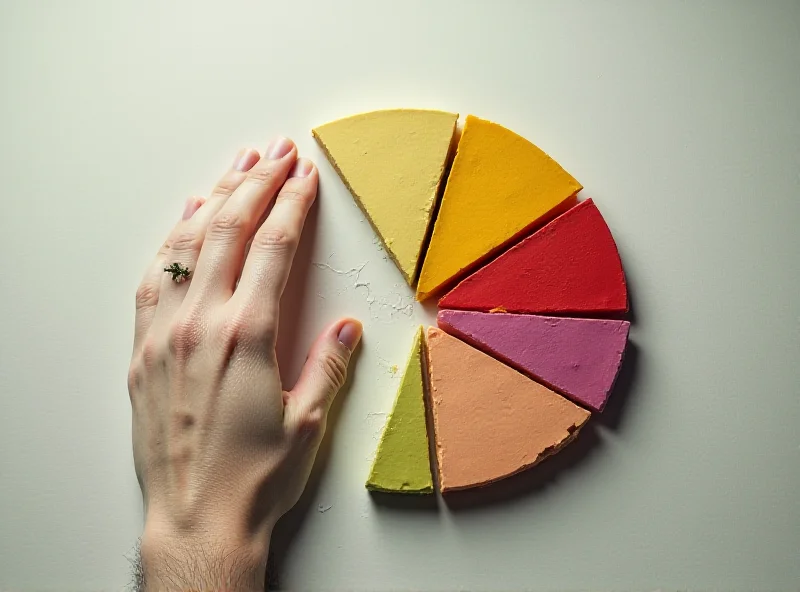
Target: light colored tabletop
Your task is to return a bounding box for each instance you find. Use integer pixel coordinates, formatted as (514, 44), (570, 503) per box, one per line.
(1, 1), (799, 590)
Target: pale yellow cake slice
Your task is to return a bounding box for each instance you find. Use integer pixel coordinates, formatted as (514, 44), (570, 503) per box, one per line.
(313, 109), (457, 285)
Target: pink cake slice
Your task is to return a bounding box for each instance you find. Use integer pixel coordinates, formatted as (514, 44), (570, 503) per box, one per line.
(437, 310), (630, 412)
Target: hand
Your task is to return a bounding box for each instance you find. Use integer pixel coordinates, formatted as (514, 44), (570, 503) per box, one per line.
(128, 137), (362, 591)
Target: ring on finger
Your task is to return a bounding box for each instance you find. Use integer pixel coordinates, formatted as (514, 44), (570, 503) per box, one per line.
(164, 262), (191, 283)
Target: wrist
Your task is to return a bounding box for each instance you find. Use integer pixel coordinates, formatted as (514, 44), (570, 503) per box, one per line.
(139, 519), (270, 592)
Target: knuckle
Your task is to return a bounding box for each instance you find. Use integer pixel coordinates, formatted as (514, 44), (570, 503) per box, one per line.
(141, 335), (162, 370)
(127, 363), (143, 395)
(211, 177), (239, 198)
(276, 189), (312, 208)
(318, 351), (348, 391)
(167, 317), (202, 357)
(135, 282), (159, 310)
(246, 166), (275, 186)
(167, 230), (202, 255)
(223, 310), (277, 347)
(254, 226), (295, 253)
(208, 212), (245, 240)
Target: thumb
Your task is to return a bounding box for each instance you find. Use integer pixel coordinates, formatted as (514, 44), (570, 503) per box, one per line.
(287, 318), (363, 422)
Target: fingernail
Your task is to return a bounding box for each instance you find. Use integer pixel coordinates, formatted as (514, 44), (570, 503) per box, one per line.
(337, 321), (363, 352)
(234, 148), (259, 172)
(290, 158), (314, 178)
(266, 136), (293, 160)
(182, 196), (204, 220)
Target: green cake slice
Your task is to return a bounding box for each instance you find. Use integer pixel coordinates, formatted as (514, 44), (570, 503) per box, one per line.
(366, 327), (433, 493)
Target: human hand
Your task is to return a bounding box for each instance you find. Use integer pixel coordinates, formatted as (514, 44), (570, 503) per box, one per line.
(128, 137), (362, 591)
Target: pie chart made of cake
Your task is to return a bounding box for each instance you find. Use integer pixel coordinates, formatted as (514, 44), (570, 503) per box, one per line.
(312, 110), (630, 494)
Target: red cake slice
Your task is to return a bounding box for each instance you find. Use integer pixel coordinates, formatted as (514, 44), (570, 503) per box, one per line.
(439, 199), (628, 315)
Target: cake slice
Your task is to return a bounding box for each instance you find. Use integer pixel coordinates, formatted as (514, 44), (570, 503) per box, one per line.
(438, 310), (630, 412)
(416, 115), (581, 300)
(426, 327), (590, 492)
(439, 199), (628, 315)
(366, 327), (433, 493)
(313, 109), (457, 285)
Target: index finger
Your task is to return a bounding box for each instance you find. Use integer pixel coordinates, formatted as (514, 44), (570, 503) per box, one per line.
(233, 158), (318, 318)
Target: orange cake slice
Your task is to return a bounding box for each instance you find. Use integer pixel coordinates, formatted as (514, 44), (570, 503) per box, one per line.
(426, 327), (590, 492)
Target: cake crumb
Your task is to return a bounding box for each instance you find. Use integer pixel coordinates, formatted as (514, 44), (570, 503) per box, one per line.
(314, 255), (415, 322)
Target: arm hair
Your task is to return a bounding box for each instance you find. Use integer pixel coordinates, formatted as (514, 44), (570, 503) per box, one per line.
(127, 537), (264, 592)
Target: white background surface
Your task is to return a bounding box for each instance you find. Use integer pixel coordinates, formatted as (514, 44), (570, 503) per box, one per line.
(1, 1), (799, 590)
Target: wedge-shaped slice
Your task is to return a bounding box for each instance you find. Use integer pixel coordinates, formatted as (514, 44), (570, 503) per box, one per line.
(366, 327), (433, 493)
(426, 327), (590, 492)
(438, 310), (630, 412)
(313, 109), (457, 284)
(439, 199), (628, 315)
(416, 115), (581, 300)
